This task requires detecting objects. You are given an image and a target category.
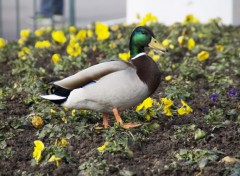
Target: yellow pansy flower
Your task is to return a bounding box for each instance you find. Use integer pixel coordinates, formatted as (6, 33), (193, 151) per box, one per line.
(69, 26), (77, 34)
(32, 116), (44, 129)
(115, 33), (121, 39)
(188, 38), (195, 50)
(45, 26), (52, 32)
(76, 29), (87, 42)
(198, 33), (205, 38)
(23, 47), (30, 53)
(71, 109), (76, 117)
(97, 142), (109, 152)
(178, 36), (185, 45)
(33, 152), (42, 163)
(139, 13), (158, 26)
(81, 110), (88, 114)
(48, 155), (61, 167)
(109, 42), (117, 49)
(55, 138), (68, 147)
(148, 50), (154, 57)
(145, 110), (155, 121)
(145, 114), (151, 121)
(144, 13), (158, 22)
(136, 97), (155, 121)
(165, 75), (172, 81)
(20, 29), (31, 38)
(152, 55), (160, 62)
(61, 138), (68, 147)
(95, 22), (110, 41)
(162, 39), (171, 47)
(87, 29), (93, 38)
(62, 116), (67, 123)
(110, 25), (119, 31)
(177, 99), (193, 115)
(161, 97), (173, 116)
(162, 39), (174, 49)
(52, 54), (61, 64)
(184, 14), (194, 22)
(35, 28), (45, 37)
(18, 50), (25, 58)
(169, 44), (174, 49)
(183, 14), (200, 24)
(216, 45), (224, 52)
(161, 97), (173, 107)
(52, 30), (66, 44)
(50, 108), (56, 114)
(111, 24), (119, 31)
(136, 97), (153, 112)
(19, 29), (31, 45)
(0, 38), (5, 48)
(35, 40), (51, 48)
(118, 52), (130, 61)
(197, 51), (210, 61)
(69, 35), (77, 45)
(34, 140), (44, 150)
(33, 148), (43, 162)
(18, 38), (26, 46)
(163, 106), (173, 116)
(67, 42), (82, 57)
(18, 47), (31, 59)
(33, 140), (45, 162)
(64, 107), (69, 111)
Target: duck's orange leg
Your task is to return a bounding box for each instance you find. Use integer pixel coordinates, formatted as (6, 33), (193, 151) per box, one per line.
(112, 108), (123, 125)
(112, 108), (141, 129)
(103, 113), (110, 128)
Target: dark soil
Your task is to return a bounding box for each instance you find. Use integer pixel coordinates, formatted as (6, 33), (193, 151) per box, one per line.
(1, 59), (239, 176)
(0, 36), (240, 176)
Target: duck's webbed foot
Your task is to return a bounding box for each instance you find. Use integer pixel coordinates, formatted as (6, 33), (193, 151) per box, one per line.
(112, 108), (141, 129)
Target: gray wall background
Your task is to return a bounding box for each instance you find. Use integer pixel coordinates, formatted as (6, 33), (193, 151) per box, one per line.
(0, 0), (126, 40)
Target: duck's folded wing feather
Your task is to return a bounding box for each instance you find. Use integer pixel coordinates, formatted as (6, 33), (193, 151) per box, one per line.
(54, 61), (133, 89)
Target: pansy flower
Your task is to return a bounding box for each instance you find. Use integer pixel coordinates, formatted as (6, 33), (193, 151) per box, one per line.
(228, 88), (237, 97)
(210, 93), (218, 102)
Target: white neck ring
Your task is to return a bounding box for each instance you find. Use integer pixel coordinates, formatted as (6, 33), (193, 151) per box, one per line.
(130, 52), (147, 60)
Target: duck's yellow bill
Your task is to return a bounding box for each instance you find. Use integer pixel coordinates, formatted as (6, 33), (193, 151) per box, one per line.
(148, 37), (168, 54)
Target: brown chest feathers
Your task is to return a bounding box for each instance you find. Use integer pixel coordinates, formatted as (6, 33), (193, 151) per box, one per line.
(131, 54), (161, 95)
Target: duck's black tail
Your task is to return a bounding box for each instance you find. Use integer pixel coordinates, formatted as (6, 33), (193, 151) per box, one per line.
(41, 85), (72, 104)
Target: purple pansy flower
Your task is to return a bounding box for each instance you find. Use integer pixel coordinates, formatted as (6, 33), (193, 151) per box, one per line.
(228, 88), (237, 97)
(210, 93), (218, 102)
(202, 107), (208, 114)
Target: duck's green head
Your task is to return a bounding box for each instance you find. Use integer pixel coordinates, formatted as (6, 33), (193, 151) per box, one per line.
(129, 26), (167, 58)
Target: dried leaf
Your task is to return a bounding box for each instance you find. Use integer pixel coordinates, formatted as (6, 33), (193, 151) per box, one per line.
(219, 156), (240, 164)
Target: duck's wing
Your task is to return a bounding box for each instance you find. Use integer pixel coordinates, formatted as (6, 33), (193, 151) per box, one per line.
(54, 60), (134, 89)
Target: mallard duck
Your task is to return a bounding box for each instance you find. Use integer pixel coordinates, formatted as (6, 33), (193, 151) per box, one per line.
(41, 26), (167, 129)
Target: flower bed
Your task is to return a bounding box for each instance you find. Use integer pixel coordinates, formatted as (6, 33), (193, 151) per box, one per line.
(0, 14), (239, 175)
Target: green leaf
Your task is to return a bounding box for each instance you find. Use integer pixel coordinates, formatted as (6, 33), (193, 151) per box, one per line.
(0, 103), (5, 110)
(119, 170), (136, 176)
(198, 158), (208, 169)
(0, 140), (7, 149)
(194, 129), (206, 140)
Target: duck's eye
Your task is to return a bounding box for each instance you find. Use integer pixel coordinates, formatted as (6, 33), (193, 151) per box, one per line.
(141, 31), (147, 35)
